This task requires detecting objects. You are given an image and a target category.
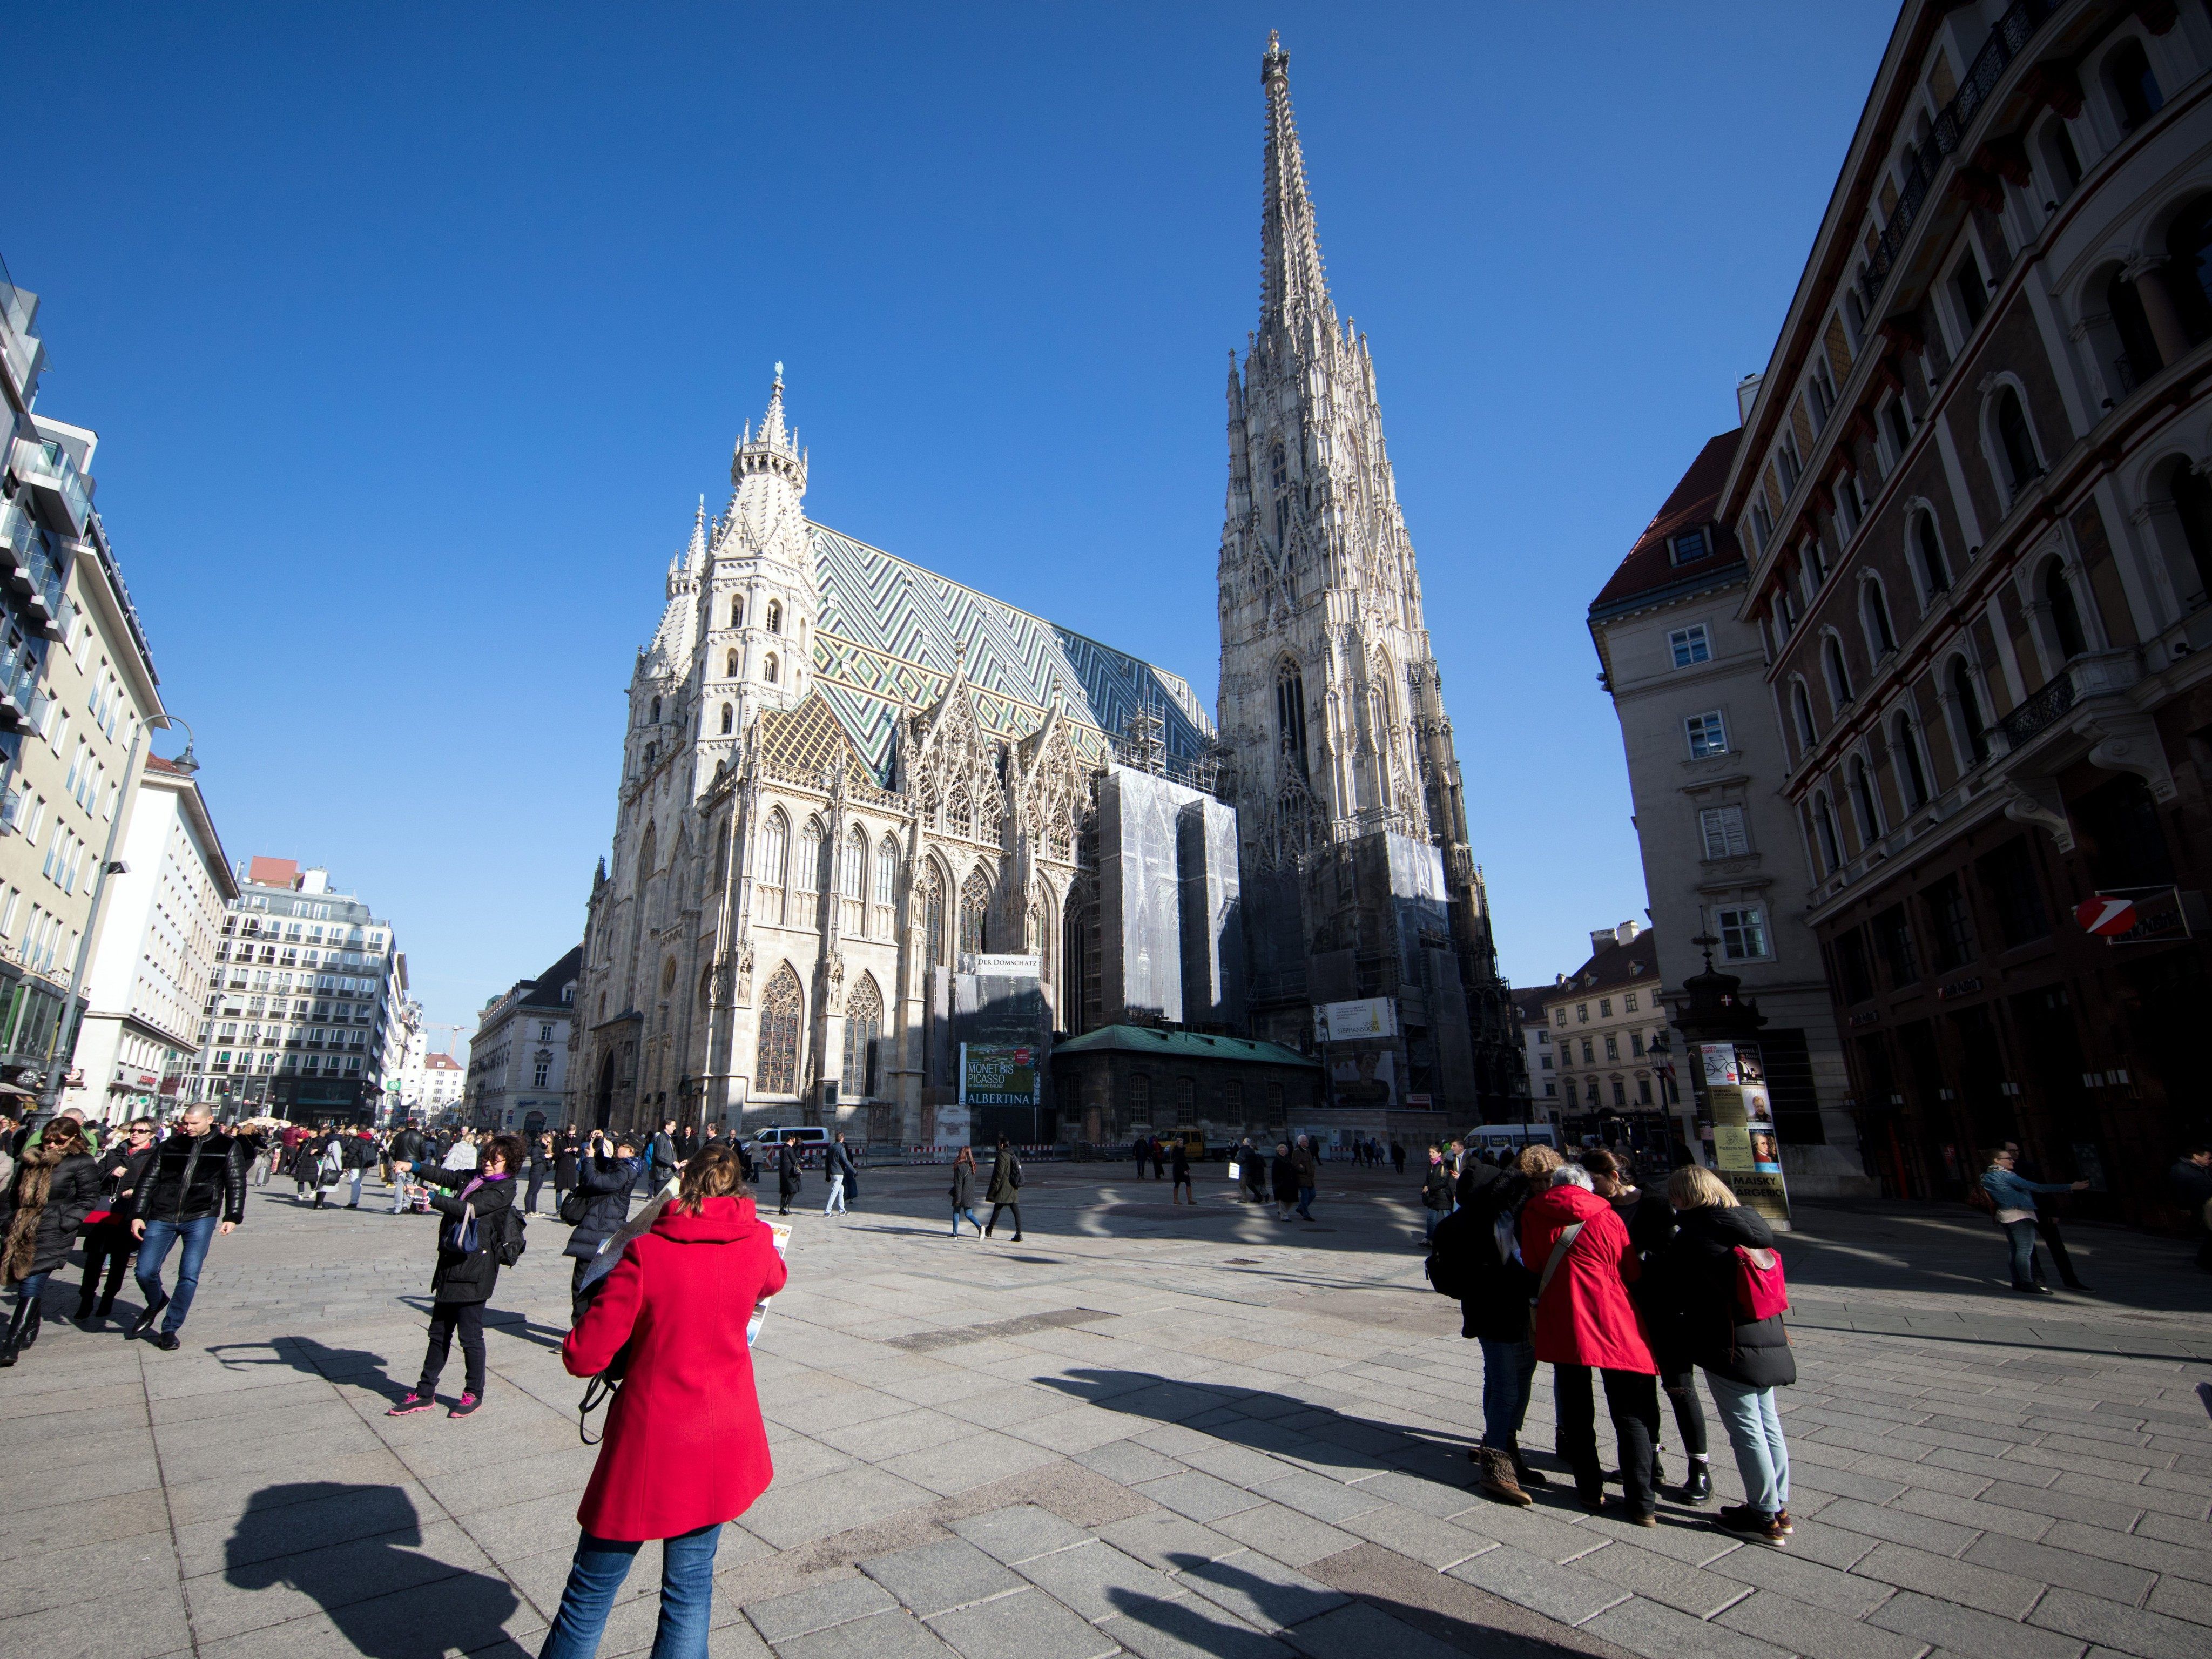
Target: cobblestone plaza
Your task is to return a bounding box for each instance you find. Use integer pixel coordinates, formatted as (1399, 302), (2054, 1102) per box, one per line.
(2, 1164), (2207, 1659)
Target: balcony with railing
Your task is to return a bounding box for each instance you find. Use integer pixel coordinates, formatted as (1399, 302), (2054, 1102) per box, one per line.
(11, 437), (91, 539)
(1853, 0), (2058, 319)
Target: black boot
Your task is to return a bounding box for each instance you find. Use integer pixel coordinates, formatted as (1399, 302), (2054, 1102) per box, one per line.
(0, 1301), (25, 1367)
(19, 1304), (40, 1351)
(1509, 1444), (1548, 1488)
(74, 1291), (95, 1322)
(1681, 1461), (1713, 1504)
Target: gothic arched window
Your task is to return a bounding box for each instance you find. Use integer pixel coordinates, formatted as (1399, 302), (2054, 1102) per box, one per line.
(764, 653), (779, 684)
(842, 975), (882, 1100)
(947, 785), (973, 840)
(1914, 512), (1950, 597)
(730, 596), (743, 629)
(1849, 755), (1881, 843)
(648, 696), (661, 724)
(726, 648), (739, 678)
(959, 867), (990, 956)
(841, 825), (867, 900)
(720, 703), (734, 735)
(767, 600), (783, 635)
(1276, 659), (1309, 778)
(710, 819), (729, 892)
(922, 866), (946, 966)
(1993, 388), (2040, 495)
(757, 966), (802, 1095)
(873, 835), (898, 907)
(756, 810), (788, 924)
(1862, 579), (1897, 658)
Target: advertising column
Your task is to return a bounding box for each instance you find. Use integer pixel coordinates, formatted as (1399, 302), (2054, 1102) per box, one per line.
(1697, 1041), (1791, 1229)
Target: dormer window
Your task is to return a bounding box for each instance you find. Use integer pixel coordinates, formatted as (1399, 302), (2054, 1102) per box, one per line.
(1670, 527), (1710, 565)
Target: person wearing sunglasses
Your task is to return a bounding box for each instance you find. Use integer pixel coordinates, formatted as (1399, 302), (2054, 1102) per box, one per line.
(78, 1119), (157, 1325)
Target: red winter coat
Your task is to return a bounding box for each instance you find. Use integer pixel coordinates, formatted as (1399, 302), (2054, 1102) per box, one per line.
(1520, 1183), (1656, 1374)
(562, 1192), (789, 1541)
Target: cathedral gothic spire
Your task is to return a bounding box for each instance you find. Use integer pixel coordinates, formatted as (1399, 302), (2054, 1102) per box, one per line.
(1217, 34), (1520, 1119)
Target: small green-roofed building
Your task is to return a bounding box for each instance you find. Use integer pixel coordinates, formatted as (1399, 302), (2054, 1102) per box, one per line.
(1050, 1024), (1321, 1146)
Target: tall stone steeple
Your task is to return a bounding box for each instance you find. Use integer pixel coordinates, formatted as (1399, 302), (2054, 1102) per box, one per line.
(1217, 35), (1521, 1118)
(707, 363), (818, 726)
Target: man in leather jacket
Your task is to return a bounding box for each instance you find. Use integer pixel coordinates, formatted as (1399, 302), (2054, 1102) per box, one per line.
(129, 1106), (246, 1350)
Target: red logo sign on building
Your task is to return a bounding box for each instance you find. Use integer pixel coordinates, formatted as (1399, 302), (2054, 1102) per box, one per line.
(2075, 895), (2138, 937)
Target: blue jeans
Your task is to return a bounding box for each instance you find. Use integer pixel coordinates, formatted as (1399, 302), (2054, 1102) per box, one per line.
(135, 1215), (220, 1336)
(2000, 1218), (2040, 1286)
(11, 1269), (50, 1320)
(1478, 1338), (1537, 1449)
(1707, 1373), (1790, 1514)
(952, 1205), (981, 1236)
(539, 1523), (722, 1659)
(1296, 1186), (1316, 1220)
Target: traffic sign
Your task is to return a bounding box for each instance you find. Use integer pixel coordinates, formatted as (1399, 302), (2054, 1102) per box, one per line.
(2075, 895), (2138, 936)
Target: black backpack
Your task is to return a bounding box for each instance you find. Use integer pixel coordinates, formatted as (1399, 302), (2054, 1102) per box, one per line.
(494, 1203), (528, 1267)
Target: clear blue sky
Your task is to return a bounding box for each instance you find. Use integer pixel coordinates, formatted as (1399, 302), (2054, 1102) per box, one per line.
(14, 2), (1896, 1040)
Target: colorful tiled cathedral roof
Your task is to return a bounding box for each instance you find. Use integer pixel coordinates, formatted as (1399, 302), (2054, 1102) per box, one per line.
(806, 522), (1211, 784)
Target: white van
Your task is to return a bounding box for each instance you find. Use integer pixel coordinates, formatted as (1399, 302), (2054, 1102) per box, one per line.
(750, 1125), (831, 1152)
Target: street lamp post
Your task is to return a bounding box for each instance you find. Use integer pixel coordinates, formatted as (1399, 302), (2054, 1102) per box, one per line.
(34, 715), (197, 1124)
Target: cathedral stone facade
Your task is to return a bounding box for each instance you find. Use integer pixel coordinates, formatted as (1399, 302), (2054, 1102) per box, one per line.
(566, 37), (1521, 1143)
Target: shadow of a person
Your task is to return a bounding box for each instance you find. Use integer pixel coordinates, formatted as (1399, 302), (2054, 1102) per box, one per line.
(207, 1336), (405, 1400)
(225, 1482), (528, 1658)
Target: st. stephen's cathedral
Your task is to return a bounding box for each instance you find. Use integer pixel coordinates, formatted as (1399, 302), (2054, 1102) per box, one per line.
(568, 37), (1521, 1143)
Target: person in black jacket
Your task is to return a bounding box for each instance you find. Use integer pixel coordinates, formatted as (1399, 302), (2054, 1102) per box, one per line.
(775, 1140), (801, 1217)
(387, 1132), (525, 1418)
(76, 1117), (156, 1324)
(1169, 1138), (1192, 1205)
(949, 1146), (981, 1237)
(1662, 1165), (1794, 1546)
(983, 1137), (1023, 1240)
(1419, 1146), (1453, 1242)
(554, 1129), (582, 1212)
(1, 1116), (103, 1365)
(1585, 1150), (1710, 1504)
(523, 1132), (555, 1217)
(564, 1133), (640, 1307)
(1269, 1141), (1297, 1221)
(824, 1131), (858, 1217)
(1429, 1148), (1553, 1505)
(130, 1107), (246, 1350)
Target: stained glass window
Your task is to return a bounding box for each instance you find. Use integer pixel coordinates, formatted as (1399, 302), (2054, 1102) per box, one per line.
(959, 868), (990, 955)
(843, 976), (882, 1100)
(757, 966), (802, 1095)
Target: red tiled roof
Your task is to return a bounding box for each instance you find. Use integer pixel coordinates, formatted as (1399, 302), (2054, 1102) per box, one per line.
(1589, 430), (1744, 613)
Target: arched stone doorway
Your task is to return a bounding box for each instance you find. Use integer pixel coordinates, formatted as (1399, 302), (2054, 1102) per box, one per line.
(594, 1053), (615, 1130)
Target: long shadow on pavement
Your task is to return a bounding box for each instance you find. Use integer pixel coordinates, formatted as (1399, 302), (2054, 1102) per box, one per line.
(1105, 1548), (1630, 1659)
(225, 1482), (530, 1657)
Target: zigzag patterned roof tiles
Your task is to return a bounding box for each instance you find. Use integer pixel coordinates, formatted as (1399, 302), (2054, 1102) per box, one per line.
(807, 523), (1212, 784)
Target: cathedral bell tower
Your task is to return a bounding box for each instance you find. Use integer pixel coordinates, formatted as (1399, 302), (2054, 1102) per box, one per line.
(1216, 34), (1521, 1120)
(706, 364), (818, 746)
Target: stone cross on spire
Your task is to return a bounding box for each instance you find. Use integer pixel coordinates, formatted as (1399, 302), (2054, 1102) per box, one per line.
(1258, 32), (1332, 343)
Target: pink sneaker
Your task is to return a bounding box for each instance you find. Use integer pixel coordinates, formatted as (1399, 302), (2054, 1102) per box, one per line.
(448, 1392), (482, 1418)
(385, 1393), (433, 1417)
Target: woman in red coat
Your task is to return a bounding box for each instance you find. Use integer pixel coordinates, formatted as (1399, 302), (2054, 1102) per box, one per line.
(1520, 1162), (1663, 1522)
(541, 1144), (788, 1659)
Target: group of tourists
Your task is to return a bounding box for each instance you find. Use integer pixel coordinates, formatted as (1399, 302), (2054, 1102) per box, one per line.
(1428, 1143), (1797, 1546)
(0, 1103), (249, 1365)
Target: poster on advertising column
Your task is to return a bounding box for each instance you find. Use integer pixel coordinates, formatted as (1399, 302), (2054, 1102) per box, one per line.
(1698, 1041), (1791, 1229)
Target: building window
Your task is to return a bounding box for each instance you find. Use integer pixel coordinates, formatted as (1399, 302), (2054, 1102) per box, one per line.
(1276, 660), (1309, 778)
(1637, 1078), (1653, 1105)
(959, 868), (990, 956)
(1623, 993), (1637, 1012)
(1130, 1074), (1150, 1124)
(2105, 38), (2164, 130)
(1553, 1008), (1567, 1027)
(730, 597), (743, 629)
(1893, 713), (1931, 810)
(726, 648), (739, 677)
(764, 653), (778, 684)
(1791, 680), (1818, 750)
(1700, 805), (1750, 860)
(1671, 528), (1710, 565)
(1685, 711), (1729, 759)
(1849, 755), (1883, 843)
(1604, 1034), (1619, 1061)
(1884, 398), (1913, 457)
(1265, 1081), (1283, 1119)
(1823, 634), (1853, 707)
(1862, 579), (1897, 657)
(1669, 625), (1711, 667)
(1813, 792), (1842, 873)
(1951, 658), (1990, 764)
(1175, 1077), (1195, 1125)
(923, 869), (946, 966)
(1914, 514), (1951, 596)
(720, 703), (734, 735)
(532, 1055), (551, 1089)
(843, 976), (882, 1100)
(767, 601), (782, 634)
(1993, 388), (2041, 496)
(1717, 906), (1769, 961)
(1952, 244), (1989, 329)
(1630, 1032), (1644, 1057)
(2043, 558), (2088, 662)
(756, 966), (802, 1094)
(1596, 997), (1611, 1017)
(1576, 1004), (1588, 1023)
(1926, 875), (1975, 972)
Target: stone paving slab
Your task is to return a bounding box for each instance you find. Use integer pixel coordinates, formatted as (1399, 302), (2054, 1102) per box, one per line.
(0, 1169), (2206, 1659)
